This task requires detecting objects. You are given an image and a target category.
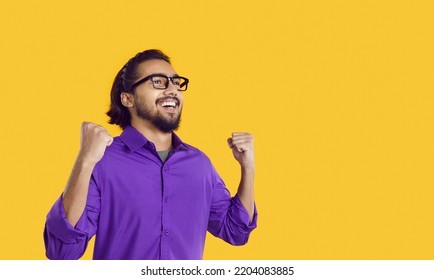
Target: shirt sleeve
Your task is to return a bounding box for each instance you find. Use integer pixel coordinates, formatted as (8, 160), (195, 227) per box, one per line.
(207, 164), (258, 245)
(43, 170), (101, 260)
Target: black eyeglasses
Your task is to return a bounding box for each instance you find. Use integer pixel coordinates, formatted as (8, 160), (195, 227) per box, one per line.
(129, 74), (189, 92)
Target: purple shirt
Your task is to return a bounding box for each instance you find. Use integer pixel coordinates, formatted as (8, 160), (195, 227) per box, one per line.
(44, 126), (257, 260)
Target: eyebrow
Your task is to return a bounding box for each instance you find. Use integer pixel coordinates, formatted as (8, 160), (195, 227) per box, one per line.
(151, 73), (180, 78)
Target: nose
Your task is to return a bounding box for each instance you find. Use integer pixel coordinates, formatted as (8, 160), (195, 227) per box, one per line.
(164, 78), (180, 96)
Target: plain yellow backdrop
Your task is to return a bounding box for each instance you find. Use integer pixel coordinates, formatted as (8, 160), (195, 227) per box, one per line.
(0, 0), (433, 259)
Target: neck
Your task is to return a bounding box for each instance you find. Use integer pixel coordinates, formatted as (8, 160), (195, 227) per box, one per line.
(131, 119), (172, 151)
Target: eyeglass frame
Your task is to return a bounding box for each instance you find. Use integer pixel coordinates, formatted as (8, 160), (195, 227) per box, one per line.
(128, 74), (189, 92)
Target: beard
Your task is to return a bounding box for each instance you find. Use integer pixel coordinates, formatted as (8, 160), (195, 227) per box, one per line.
(135, 101), (182, 133)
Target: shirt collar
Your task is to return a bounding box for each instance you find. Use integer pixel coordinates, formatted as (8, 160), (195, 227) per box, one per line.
(120, 125), (189, 152)
(172, 132), (189, 151)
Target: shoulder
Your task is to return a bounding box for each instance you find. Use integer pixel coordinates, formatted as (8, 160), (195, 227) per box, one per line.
(104, 136), (125, 154)
(180, 142), (211, 161)
(96, 136), (128, 166)
(177, 141), (218, 176)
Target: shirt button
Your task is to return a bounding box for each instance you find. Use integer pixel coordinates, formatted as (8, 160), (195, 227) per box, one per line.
(165, 231), (169, 236)
(165, 197), (168, 203)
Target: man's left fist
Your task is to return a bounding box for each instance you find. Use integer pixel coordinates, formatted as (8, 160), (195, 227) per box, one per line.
(227, 132), (255, 169)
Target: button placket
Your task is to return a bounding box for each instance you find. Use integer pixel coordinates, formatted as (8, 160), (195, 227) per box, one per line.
(160, 163), (170, 258)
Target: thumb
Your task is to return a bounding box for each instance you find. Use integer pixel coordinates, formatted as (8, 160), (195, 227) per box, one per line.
(227, 138), (233, 148)
(107, 136), (114, 146)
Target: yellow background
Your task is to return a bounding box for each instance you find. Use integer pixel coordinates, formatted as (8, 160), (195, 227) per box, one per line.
(0, 0), (433, 259)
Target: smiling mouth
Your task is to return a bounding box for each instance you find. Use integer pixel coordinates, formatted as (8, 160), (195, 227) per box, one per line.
(160, 101), (177, 108)
(157, 98), (180, 112)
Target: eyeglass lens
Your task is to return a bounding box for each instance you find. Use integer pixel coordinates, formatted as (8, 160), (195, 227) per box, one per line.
(151, 76), (188, 91)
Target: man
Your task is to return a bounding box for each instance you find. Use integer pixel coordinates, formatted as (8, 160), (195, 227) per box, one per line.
(44, 49), (257, 260)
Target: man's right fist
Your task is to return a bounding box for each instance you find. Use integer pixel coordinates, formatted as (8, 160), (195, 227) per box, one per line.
(78, 122), (113, 165)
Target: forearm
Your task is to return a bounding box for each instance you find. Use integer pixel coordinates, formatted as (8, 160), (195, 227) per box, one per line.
(62, 156), (96, 227)
(236, 166), (255, 222)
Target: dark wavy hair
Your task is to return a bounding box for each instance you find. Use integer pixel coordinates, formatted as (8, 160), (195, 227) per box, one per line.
(106, 49), (171, 129)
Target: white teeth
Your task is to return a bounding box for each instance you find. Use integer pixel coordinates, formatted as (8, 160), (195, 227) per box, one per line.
(161, 101), (176, 108)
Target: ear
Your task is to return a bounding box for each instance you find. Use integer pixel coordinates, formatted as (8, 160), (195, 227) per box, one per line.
(121, 92), (134, 108)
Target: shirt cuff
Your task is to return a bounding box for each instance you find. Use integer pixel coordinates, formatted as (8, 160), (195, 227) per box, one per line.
(232, 194), (258, 232)
(45, 195), (88, 244)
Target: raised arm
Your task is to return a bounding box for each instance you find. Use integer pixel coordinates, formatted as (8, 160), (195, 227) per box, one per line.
(44, 122), (113, 259)
(62, 122), (113, 226)
(227, 132), (255, 222)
